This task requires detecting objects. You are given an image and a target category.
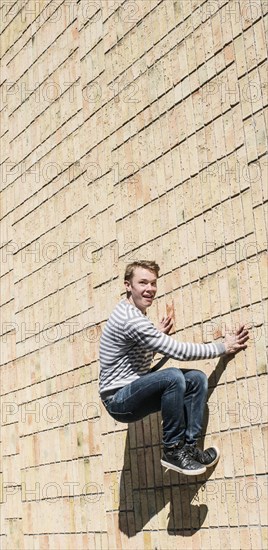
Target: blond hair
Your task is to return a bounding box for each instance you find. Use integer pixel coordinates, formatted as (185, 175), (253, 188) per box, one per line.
(124, 261), (160, 283)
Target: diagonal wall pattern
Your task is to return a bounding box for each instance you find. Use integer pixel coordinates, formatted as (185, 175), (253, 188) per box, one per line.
(0, 1), (267, 549)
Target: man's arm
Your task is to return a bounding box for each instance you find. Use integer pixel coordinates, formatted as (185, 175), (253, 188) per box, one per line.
(150, 324), (249, 371)
(125, 316), (249, 361)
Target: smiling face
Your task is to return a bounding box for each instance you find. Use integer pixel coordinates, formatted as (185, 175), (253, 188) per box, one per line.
(124, 267), (158, 313)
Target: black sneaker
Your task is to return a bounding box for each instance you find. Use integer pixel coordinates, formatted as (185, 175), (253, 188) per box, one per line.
(184, 442), (220, 467)
(161, 441), (206, 475)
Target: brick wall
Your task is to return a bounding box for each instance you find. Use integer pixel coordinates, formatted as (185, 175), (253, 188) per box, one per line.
(0, 1), (267, 548)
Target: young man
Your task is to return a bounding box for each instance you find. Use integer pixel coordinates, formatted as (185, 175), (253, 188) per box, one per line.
(99, 261), (249, 475)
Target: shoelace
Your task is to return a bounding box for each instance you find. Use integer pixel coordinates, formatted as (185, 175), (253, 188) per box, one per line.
(171, 447), (197, 466)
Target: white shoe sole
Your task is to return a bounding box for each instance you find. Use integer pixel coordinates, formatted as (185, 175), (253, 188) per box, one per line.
(160, 459), (206, 476)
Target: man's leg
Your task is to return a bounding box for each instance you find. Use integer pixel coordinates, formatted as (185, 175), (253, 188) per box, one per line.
(102, 367), (206, 475)
(181, 369), (220, 468)
(102, 367), (186, 446)
(181, 369), (208, 444)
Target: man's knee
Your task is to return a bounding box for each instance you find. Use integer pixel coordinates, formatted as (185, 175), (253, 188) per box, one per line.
(198, 370), (208, 386)
(182, 368), (208, 390)
(164, 367), (186, 388)
(190, 370), (208, 390)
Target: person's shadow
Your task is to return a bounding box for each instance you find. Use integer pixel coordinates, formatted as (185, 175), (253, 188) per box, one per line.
(118, 355), (232, 537)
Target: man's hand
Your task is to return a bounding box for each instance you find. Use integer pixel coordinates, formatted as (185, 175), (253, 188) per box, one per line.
(158, 315), (173, 334)
(224, 325), (250, 355)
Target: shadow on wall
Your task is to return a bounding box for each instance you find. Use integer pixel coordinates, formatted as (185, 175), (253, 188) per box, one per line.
(118, 357), (229, 537)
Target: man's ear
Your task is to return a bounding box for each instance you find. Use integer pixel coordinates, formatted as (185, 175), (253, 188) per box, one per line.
(124, 280), (131, 292)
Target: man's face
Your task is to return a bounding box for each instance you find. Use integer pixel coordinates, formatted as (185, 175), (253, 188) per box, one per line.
(124, 267), (157, 313)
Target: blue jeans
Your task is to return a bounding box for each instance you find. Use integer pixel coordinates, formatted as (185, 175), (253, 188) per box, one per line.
(102, 367), (208, 447)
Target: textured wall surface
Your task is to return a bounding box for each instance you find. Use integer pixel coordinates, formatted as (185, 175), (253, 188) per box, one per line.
(0, 1), (267, 549)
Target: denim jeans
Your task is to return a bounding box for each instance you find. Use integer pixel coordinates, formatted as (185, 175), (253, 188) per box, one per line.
(102, 367), (208, 447)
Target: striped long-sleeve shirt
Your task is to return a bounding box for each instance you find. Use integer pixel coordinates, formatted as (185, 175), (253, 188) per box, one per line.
(99, 299), (226, 398)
